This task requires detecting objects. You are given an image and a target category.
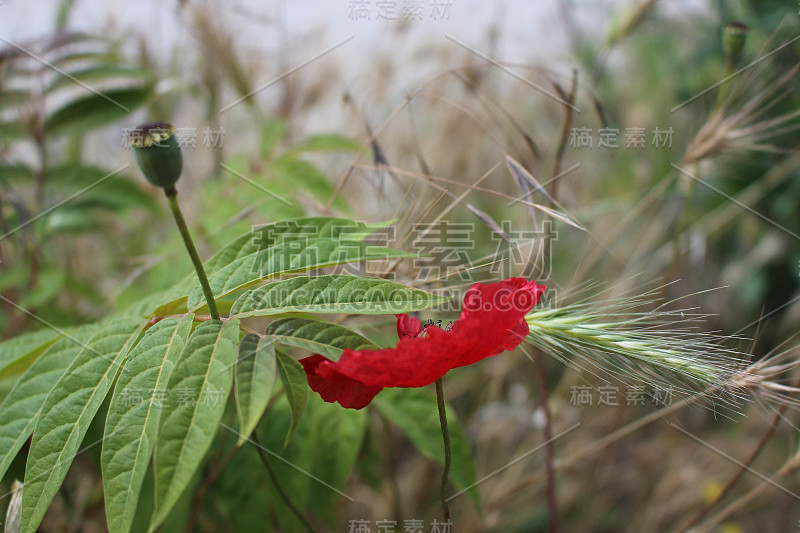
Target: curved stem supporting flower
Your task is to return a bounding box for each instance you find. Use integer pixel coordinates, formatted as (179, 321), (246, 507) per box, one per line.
(435, 378), (452, 521)
(165, 188), (220, 320)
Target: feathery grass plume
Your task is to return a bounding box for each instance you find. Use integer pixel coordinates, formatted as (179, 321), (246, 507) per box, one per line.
(523, 282), (748, 406)
(682, 65), (800, 165)
(725, 348), (800, 408)
(681, 26), (800, 166)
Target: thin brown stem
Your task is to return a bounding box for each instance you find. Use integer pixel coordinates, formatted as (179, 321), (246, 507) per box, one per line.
(435, 378), (452, 522)
(379, 411), (403, 520)
(534, 351), (559, 532)
(184, 434), (239, 533)
(251, 432), (318, 533)
(678, 377), (799, 532)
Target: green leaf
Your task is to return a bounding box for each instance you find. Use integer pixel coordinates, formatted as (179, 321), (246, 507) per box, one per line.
(0, 325), (100, 482)
(271, 156), (337, 205)
(150, 319), (240, 531)
(309, 396), (367, 521)
(0, 89), (31, 111)
(230, 275), (449, 318)
(0, 328), (62, 376)
(0, 164), (34, 183)
(20, 318), (144, 533)
(185, 217), (411, 310)
(202, 217), (390, 274)
(265, 317), (378, 361)
(102, 315), (194, 533)
(234, 334), (276, 445)
(275, 350), (308, 446)
(293, 133), (361, 153)
(373, 388), (480, 509)
(47, 65), (152, 92)
(259, 117), (287, 160)
(55, 0), (76, 30)
(17, 268), (65, 309)
(253, 393), (316, 530)
(0, 121), (27, 143)
(44, 86), (152, 136)
(46, 164), (155, 211)
(41, 204), (100, 236)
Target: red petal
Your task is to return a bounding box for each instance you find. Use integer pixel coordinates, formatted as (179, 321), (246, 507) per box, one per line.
(300, 278), (546, 409)
(300, 355), (383, 409)
(396, 314), (422, 338)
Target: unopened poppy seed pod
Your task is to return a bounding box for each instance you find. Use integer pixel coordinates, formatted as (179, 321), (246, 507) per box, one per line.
(723, 22), (747, 65)
(129, 122), (183, 189)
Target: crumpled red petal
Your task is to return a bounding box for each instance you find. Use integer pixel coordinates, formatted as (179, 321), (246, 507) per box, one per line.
(300, 277), (546, 409)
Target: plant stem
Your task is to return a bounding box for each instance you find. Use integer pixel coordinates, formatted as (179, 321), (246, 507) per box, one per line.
(534, 350), (559, 533)
(251, 432), (317, 533)
(435, 378), (452, 522)
(164, 188), (220, 320)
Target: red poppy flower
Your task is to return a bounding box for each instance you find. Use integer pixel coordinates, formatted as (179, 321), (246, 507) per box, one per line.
(300, 278), (546, 409)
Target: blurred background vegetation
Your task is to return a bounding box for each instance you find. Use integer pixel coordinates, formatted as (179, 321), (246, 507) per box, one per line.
(1, 0), (800, 531)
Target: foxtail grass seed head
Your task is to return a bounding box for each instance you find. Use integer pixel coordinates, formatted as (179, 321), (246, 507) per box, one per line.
(723, 22), (748, 65)
(523, 285), (747, 408)
(130, 121), (183, 189)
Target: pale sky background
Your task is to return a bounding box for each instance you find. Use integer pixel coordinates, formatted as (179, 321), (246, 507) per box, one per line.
(0, 0), (711, 163)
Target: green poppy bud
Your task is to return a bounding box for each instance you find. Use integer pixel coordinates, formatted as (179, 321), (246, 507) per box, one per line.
(723, 22), (747, 66)
(129, 121), (183, 190)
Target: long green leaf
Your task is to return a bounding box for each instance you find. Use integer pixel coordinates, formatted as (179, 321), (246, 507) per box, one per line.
(0, 329), (62, 376)
(259, 117), (287, 160)
(266, 317), (378, 361)
(150, 319), (240, 531)
(20, 318), (145, 533)
(187, 233), (412, 310)
(186, 232), (413, 311)
(122, 218), (403, 318)
(293, 133), (361, 153)
(275, 350), (308, 446)
(46, 164), (155, 211)
(234, 334), (276, 445)
(373, 388), (480, 509)
(271, 156), (337, 206)
(309, 396), (367, 522)
(44, 87), (152, 136)
(202, 217), (390, 278)
(230, 275), (449, 318)
(47, 65), (152, 92)
(127, 217), (395, 314)
(254, 394), (316, 530)
(102, 315), (194, 533)
(0, 325), (100, 482)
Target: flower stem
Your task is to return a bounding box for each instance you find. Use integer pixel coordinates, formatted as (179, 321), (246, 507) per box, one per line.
(164, 188), (220, 320)
(435, 378), (452, 521)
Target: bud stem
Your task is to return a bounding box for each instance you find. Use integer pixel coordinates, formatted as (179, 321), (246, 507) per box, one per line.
(164, 188), (220, 320)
